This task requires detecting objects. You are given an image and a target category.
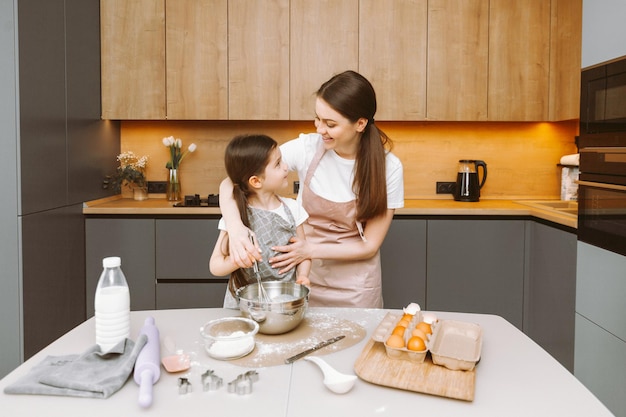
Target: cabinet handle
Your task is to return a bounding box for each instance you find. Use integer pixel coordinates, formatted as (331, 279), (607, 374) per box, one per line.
(576, 180), (626, 192)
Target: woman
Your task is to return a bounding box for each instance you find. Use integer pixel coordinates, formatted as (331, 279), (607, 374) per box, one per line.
(219, 70), (404, 307)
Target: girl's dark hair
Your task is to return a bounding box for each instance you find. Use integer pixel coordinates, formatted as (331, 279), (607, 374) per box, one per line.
(223, 134), (277, 295)
(316, 70), (392, 222)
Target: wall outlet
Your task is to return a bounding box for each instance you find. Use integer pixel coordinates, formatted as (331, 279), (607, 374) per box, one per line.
(436, 181), (456, 194)
(148, 181), (167, 193)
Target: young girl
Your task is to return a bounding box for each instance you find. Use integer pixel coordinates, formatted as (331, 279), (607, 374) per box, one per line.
(210, 134), (311, 308)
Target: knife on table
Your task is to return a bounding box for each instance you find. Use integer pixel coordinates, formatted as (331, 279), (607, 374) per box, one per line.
(285, 335), (345, 364)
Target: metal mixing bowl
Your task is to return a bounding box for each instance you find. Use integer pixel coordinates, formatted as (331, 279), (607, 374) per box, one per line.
(236, 281), (309, 335)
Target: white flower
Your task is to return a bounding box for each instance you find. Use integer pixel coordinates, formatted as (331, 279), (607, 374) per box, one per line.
(162, 136), (196, 169)
(162, 136), (175, 147)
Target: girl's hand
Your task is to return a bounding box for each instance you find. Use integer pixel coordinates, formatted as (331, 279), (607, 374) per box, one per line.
(270, 236), (310, 274)
(228, 224), (261, 268)
(296, 275), (311, 287)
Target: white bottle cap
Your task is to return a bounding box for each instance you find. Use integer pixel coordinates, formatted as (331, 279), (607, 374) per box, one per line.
(102, 256), (122, 268)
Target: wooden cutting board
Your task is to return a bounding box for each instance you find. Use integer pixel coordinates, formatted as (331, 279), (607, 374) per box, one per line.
(354, 338), (476, 401)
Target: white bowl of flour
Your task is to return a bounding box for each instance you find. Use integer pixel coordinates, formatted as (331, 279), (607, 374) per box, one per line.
(200, 317), (259, 360)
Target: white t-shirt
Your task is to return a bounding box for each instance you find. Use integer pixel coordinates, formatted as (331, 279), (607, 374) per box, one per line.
(280, 133), (404, 208)
(218, 196), (308, 231)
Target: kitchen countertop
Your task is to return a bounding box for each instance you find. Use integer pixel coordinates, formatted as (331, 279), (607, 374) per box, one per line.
(83, 196), (577, 229)
(0, 308), (610, 416)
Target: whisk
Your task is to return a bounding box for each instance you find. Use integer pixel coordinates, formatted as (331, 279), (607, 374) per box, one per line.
(250, 235), (271, 305)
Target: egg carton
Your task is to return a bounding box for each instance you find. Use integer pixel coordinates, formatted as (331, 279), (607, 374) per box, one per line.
(371, 311), (431, 363)
(428, 319), (482, 371)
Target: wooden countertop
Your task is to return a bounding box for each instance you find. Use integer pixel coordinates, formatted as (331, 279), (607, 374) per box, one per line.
(83, 196), (577, 229)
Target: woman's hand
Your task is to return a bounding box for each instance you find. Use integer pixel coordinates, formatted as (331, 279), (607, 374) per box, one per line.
(270, 236), (311, 274)
(227, 223), (261, 268)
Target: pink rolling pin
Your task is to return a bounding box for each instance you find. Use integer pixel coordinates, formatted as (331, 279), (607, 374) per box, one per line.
(133, 316), (161, 408)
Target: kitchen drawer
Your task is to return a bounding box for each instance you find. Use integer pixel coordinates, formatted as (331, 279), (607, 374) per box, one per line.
(156, 282), (228, 309)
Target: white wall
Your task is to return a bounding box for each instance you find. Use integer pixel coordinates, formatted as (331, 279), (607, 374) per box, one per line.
(0, 0), (23, 377)
(582, 0), (626, 67)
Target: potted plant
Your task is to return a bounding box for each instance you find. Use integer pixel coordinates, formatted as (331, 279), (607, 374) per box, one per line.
(110, 151), (149, 200)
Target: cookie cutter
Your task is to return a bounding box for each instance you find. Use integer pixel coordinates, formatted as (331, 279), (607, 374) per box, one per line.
(201, 370), (223, 392)
(227, 370), (259, 395)
(177, 377), (192, 395)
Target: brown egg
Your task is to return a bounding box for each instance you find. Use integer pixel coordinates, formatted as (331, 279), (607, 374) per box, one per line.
(386, 334), (406, 348)
(397, 319), (411, 328)
(391, 326), (406, 337)
(407, 336), (426, 351)
(416, 321), (432, 335)
(411, 328), (427, 340)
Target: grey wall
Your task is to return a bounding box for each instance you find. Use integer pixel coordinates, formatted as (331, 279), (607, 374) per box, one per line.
(0, 0), (22, 378)
(582, 0), (626, 67)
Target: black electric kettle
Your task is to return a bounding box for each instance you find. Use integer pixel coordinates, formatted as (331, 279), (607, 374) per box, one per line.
(454, 160), (487, 202)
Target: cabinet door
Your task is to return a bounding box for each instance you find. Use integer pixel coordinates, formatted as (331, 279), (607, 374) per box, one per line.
(427, 0), (488, 121)
(548, 0), (582, 121)
(427, 219), (525, 328)
(359, 0), (426, 121)
(155, 219), (220, 279)
(488, 0), (550, 121)
(524, 222), (576, 371)
(290, 0), (358, 120)
(18, 0), (67, 214)
(380, 218), (427, 309)
(100, 0), (165, 119)
(22, 205), (86, 359)
(85, 219), (156, 314)
(229, 0), (289, 120)
(166, 0), (228, 120)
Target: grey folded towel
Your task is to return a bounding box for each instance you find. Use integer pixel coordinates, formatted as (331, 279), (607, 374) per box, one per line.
(4, 335), (147, 399)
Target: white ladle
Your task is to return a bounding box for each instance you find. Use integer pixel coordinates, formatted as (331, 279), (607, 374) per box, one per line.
(304, 356), (357, 394)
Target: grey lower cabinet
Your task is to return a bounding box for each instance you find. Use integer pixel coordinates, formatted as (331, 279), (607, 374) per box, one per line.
(426, 219), (526, 329)
(524, 221), (576, 372)
(86, 216), (577, 370)
(86, 218), (156, 315)
(380, 218), (427, 309)
(155, 219), (227, 309)
(86, 217), (227, 316)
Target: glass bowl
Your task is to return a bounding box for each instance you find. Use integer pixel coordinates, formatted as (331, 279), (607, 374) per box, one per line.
(199, 317), (259, 360)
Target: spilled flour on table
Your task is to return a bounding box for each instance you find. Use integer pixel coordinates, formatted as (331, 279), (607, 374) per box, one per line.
(229, 312), (367, 368)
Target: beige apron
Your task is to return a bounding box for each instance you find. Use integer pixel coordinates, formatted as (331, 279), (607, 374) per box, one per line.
(302, 145), (383, 308)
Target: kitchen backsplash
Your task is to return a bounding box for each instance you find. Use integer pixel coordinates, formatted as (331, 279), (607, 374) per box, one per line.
(121, 119), (578, 200)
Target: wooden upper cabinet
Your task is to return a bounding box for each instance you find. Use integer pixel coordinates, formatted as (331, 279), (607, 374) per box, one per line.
(228, 0), (290, 120)
(488, 0), (551, 121)
(359, 0), (427, 121)
(166, 0), (228, 120)
(427, 0), (489, 121)
(549, 0), (582, 121)
(290, 0), (359, 120)
(101, 0), (165, 119)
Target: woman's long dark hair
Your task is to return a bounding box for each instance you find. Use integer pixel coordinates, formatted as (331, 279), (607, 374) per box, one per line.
(316, 70), (392, 222)
(223, 134), (277, 295)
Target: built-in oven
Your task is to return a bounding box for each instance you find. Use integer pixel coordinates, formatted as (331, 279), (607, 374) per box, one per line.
(577, 147), (626, 257)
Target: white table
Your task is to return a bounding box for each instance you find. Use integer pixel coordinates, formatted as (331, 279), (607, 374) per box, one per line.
(0, 308), (614, 416)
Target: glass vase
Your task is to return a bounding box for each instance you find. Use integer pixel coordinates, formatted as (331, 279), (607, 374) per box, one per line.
(133, 186), (148, 201)
(166, 168), (181, 201)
